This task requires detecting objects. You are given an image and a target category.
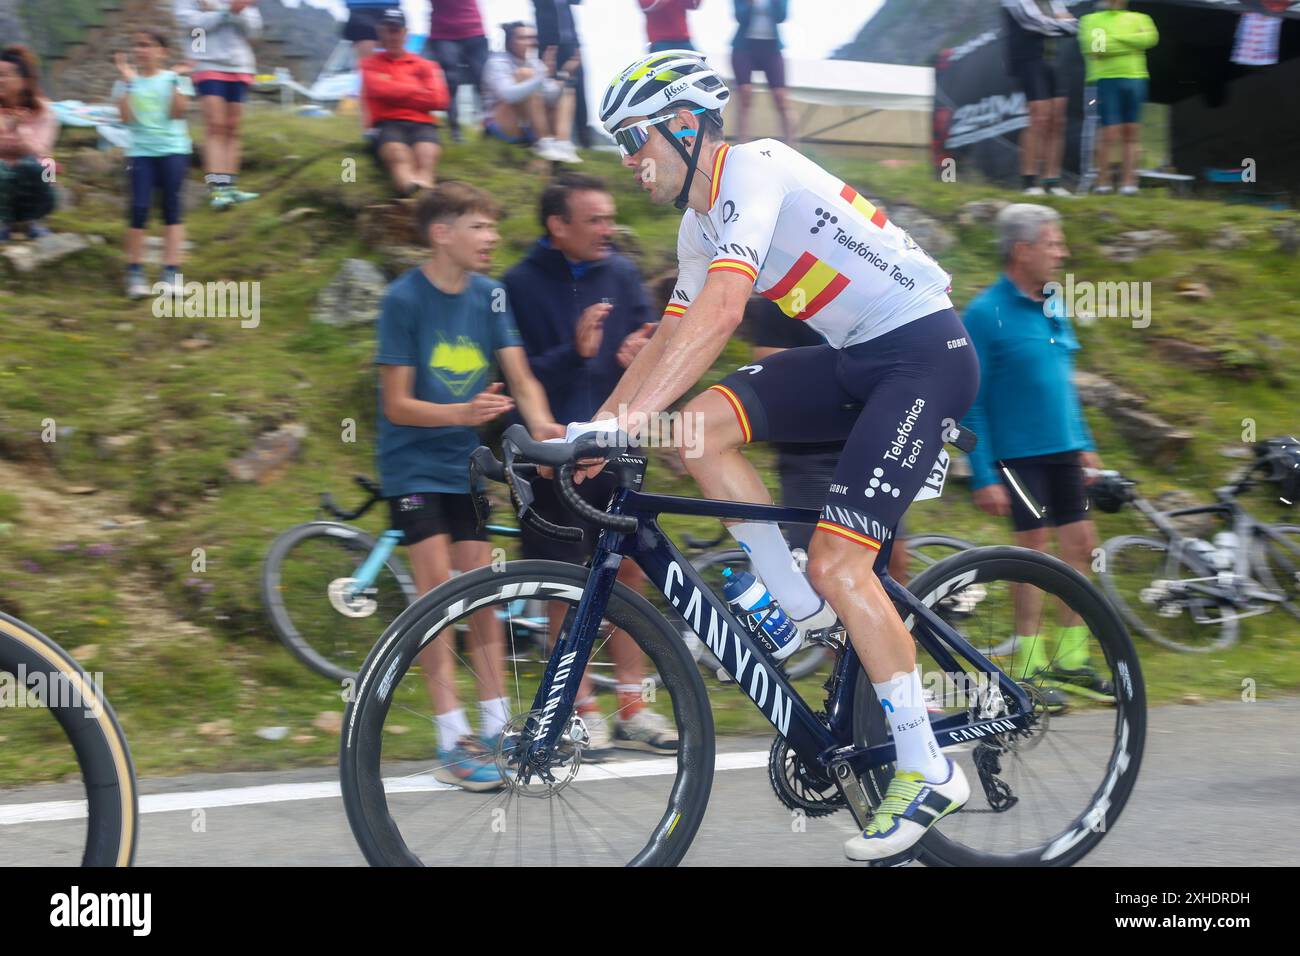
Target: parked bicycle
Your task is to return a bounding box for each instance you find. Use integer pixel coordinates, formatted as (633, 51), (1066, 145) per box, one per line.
(1092, 438), (1300, 653)
(0, 610), (137, 866)
(340, 424), (1146, 867)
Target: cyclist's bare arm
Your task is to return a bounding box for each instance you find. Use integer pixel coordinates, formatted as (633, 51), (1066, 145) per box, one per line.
(595, 308), (682, 420)
(496, 345), (562, 437)
(622, 270), (753, 423)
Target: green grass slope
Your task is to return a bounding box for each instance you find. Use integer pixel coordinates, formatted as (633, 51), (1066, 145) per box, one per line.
(1, 110), (1298, 780)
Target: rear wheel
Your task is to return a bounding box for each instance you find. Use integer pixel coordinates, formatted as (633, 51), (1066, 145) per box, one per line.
(853, 547), (1145, 866)
(340, 561), (715, 866)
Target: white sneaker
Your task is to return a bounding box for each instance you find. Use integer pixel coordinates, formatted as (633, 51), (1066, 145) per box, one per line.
(554, 140), (583, 164)
(844, 757), (969, 862)
(1048, 186), (1075, 198)
(613, 708), (678, 754)
(1119, 185), (1139, 196)
(533, 137), (568, 162)
(1092, 184), (1115, 195)
(126, 271), (150, 299)
(576, 709), (611, 751)
(1023, 186), (1046, 196)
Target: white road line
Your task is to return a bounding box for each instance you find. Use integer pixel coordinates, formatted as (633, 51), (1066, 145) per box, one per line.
(0, 750), (771, 826)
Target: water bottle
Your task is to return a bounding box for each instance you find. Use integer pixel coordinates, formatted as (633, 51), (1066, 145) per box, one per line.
(1188, 538), (1218, 570)
(721, 567), (803, 661)
(1212, 532), (1239, 572)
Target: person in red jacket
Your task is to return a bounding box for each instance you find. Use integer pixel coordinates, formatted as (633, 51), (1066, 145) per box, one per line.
(361, 8), (450, 195)
(639, 0), (702, 53)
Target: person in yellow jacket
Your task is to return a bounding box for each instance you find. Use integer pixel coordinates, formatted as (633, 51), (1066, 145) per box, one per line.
(1079, 0), (1158, 195)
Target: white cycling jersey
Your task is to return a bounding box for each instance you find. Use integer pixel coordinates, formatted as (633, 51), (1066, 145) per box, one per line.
(663, 139), (953, 348)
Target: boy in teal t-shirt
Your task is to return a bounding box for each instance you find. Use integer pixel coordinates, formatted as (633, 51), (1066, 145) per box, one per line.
(112, 29), (193, 299)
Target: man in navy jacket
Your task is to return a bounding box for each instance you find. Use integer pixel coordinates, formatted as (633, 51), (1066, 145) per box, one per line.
(503, 173), (676, 755)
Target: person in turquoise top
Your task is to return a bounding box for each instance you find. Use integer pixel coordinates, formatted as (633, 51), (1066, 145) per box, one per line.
(113, 30), (193, 300)
(960, 204), (1115, 705)
(1078, 0), (1158, 195)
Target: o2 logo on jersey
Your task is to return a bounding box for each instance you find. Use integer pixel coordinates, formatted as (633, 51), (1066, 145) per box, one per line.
(722, 200), (740, 224)
(811, 207), (838, 235)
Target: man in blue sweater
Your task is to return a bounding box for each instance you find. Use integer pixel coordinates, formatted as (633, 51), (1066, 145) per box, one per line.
(961, 204), (1114, 705)
(503, 172), (674, 755)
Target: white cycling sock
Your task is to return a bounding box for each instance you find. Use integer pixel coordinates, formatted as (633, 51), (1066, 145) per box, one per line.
(435, 708), (472, 752)
(478, 697), (510, 739)
(728, 521), (821, 619)
(873, 670), (948, 781)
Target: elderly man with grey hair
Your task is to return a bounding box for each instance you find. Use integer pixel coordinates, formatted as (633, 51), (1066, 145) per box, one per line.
(959, 203), (1114, 708)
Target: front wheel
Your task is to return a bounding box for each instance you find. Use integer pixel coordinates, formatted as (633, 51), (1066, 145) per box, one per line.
(261, 521), (417, 682)
(1099, 534), (1240, 652)
(340, 560), (715, 866)
(854, 546), (1146, 866)
(0, 612), (138, 867)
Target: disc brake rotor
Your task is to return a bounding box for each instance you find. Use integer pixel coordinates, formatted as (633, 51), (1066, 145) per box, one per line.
(496, 709), (585, 797)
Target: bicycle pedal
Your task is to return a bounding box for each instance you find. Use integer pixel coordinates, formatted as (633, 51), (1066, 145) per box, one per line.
(866, 850), (917, 868)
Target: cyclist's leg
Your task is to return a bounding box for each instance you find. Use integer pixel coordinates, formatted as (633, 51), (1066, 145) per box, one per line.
(448, 498), (508, 716)
(807, 317), (976, 743)
(684, 344), (858, 621)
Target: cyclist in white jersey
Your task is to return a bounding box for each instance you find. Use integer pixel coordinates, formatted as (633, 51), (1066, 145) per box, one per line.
(586, 50), (981, 861)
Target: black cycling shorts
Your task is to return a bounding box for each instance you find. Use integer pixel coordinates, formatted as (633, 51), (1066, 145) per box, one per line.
(387, 492), (487, 547)
(375, 119), (441, 149)
(1011, 56), (1061, 103)
(1001, 451), (1090, 532)
(710, 308), (979, 553)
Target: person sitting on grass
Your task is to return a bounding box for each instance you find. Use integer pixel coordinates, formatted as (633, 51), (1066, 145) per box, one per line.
(113, 30), (194, 300)
(361, 7), (450, 196)
(480, 21), (580, 164)
(375, 180), (562, 790)
(0, 45), (57, 242)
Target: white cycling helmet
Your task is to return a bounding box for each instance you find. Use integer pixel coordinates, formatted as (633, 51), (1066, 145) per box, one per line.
(599, 49), (730, 136)
(600, 51), (730, 210)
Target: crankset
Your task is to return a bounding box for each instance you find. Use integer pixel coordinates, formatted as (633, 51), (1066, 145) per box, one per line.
(767, 735), (845, 818)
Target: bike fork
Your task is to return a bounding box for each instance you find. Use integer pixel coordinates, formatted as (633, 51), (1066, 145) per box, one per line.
(524, 544), (624, 756)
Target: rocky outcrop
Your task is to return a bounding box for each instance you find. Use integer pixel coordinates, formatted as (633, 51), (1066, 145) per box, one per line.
(311, 258), (389, 326)
(1074, 371), (1193, 467)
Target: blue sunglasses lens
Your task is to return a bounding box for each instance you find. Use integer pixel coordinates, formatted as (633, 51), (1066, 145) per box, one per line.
(616, 125), (650, 156)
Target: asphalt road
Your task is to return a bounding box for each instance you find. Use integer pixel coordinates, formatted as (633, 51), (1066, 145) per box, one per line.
(3, 698), (1297, 866)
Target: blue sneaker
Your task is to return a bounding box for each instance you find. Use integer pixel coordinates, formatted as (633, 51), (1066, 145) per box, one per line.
(844, 757), (969, 862)
(434, 735), (507, 792)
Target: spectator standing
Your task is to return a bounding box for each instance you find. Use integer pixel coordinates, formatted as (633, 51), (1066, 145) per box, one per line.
(503, 173), (675, 754)
(1079, 0), (1158, 195)
(731, 0), (796, 143)
(426, 0), (489, 144)
(640, 0), (702, 53)
(960, 204), (1114, 706)
(361, 8), (450, 195)
(376, 181), (561, 790)
(480, 22), (580, 163)
(1001, 0), (1078, 196)
(113, 30), (194, 300)
(533, 0), (590, 147)
(174, 0), (261, 210)
(0, 45), (56, 241)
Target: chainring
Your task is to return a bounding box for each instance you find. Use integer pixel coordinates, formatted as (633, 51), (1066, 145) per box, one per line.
(767, 734), (845, 818)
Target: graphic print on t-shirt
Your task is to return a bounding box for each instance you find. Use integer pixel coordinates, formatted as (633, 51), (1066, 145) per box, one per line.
(429, 335), (489, 396)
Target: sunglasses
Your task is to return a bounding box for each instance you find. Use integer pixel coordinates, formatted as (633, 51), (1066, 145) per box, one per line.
(613, 107), (705, 158)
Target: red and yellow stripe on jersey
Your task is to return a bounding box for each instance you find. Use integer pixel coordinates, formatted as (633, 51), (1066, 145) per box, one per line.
(815, 520), (883, 551)
(760, 251), (851, 321)
(708, 258), (759, 282)
(840, 183), (889, 228)
(708, 143), (731, 210)
(662, 302), (688, 319)
(706, 383), (752, 443)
